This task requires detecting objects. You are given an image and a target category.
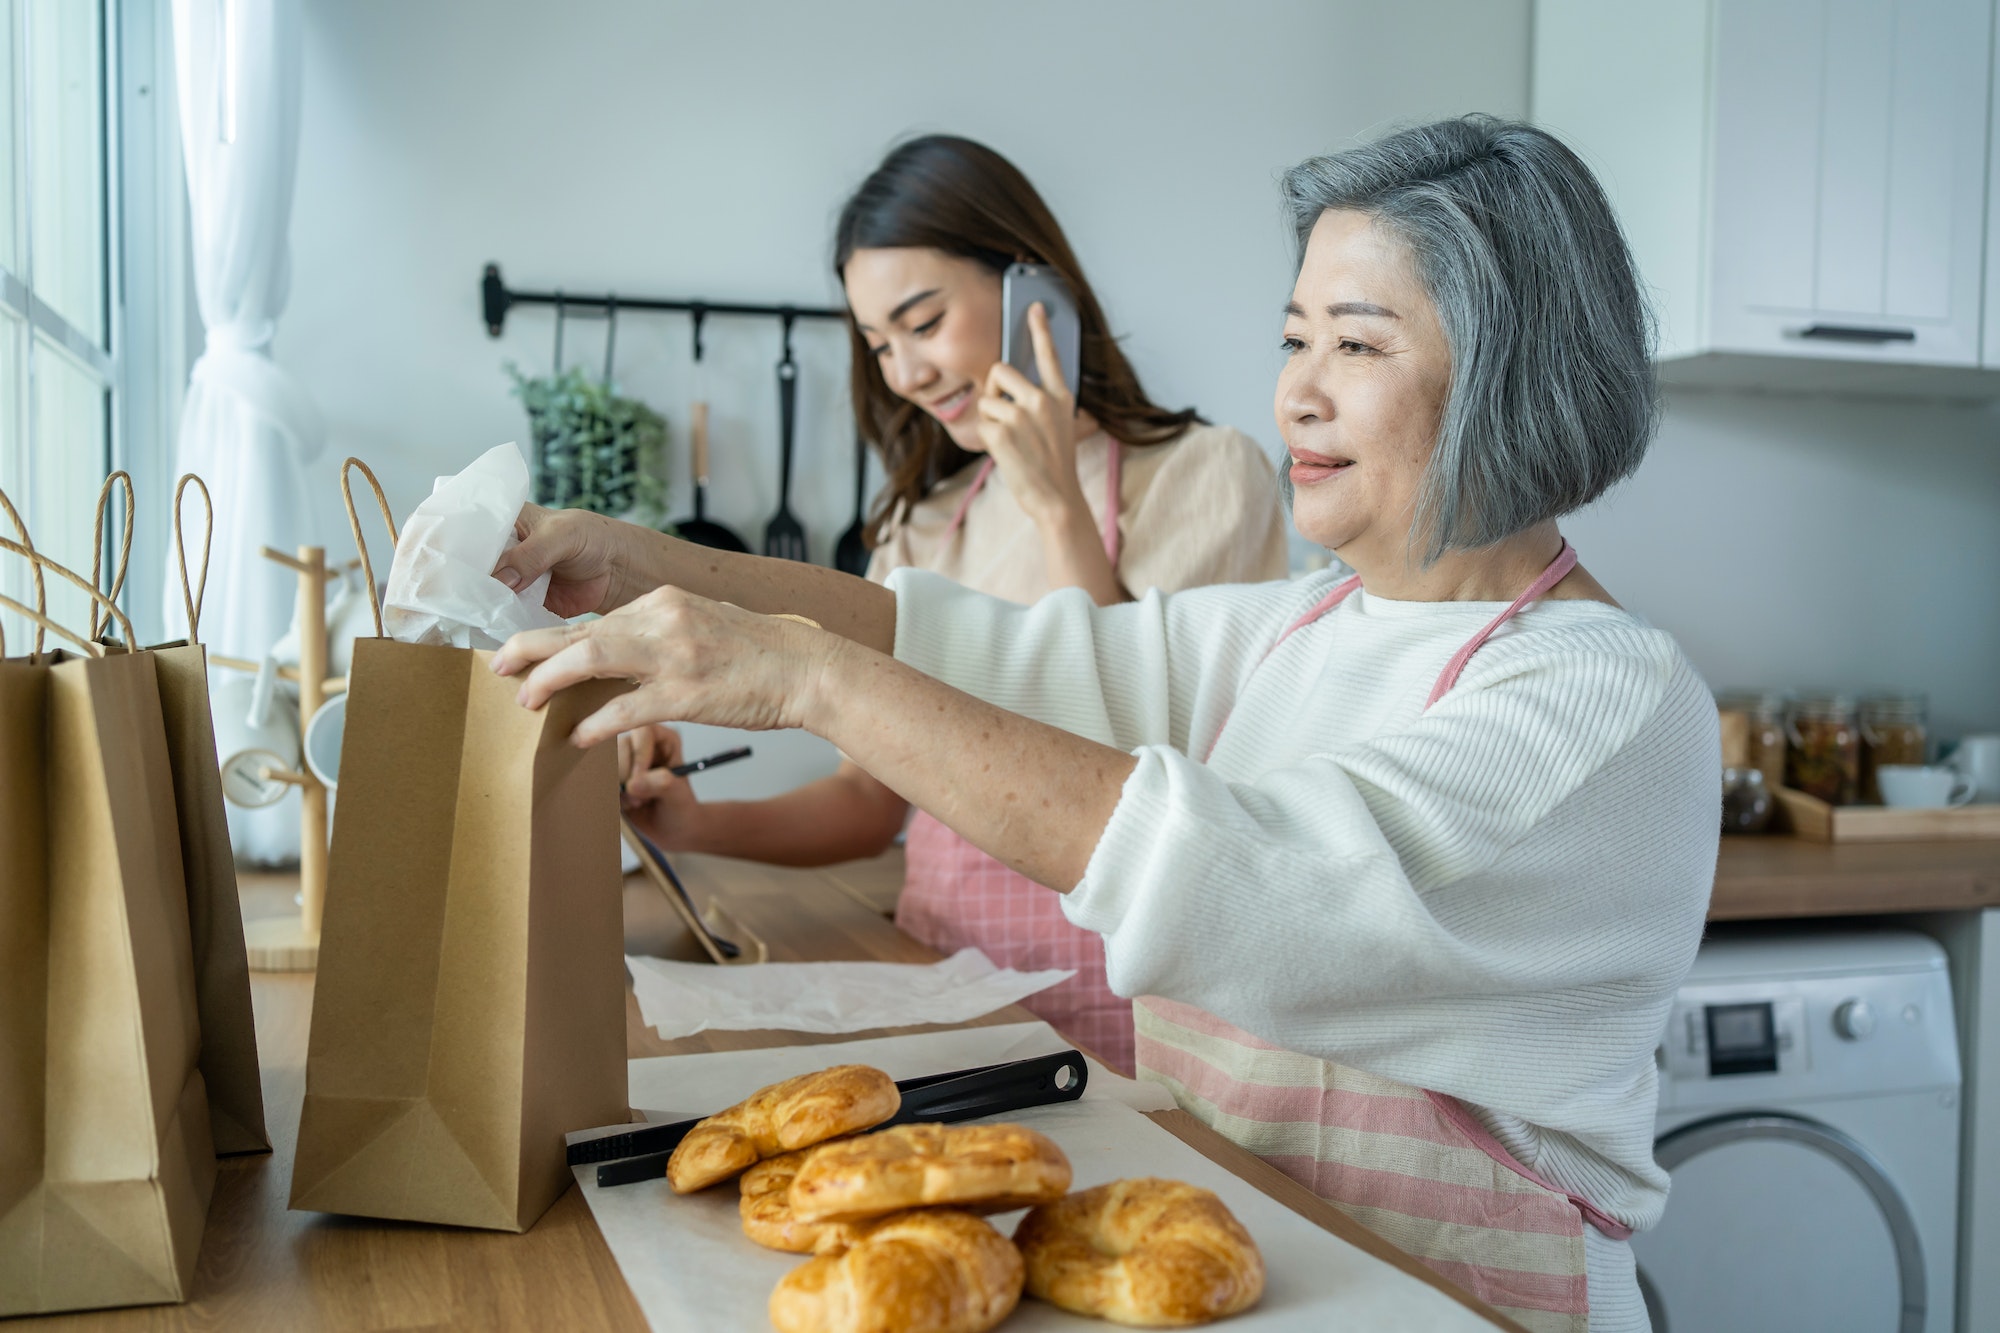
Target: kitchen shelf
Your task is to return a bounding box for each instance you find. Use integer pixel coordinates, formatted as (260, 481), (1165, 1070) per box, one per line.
(1709, 834), (2000, 921)
(1659, 352), (2000, 403)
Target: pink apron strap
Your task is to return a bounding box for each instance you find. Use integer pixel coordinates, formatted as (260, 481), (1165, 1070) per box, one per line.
(1272, 574), (1362, 652)
(939, 437), (1123, 564)
(1101, 439), (1123, 566)
(1197, 574), (1363, 762)
(1424, 541), (1578, 707)
(943, 457), (998, 548)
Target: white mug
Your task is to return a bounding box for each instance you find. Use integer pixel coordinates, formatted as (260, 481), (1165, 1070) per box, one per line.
(1877, 764), (1976, 810)
(210, 671), (301, 808)
(1945, 735), (2000, 804)
(303, 693), (347, 790)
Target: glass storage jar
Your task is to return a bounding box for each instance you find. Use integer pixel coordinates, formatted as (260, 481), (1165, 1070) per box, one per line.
(1716, 691), (1788, 797)
(1787, 695), (1860, 806)
(1859, 693), (1928, 804)
(1721, 767), (1774, 834)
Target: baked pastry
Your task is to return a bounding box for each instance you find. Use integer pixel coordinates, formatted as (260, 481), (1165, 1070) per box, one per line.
(789, 1122), (1071, 1223)
(741, 1150), (864, 1254)
(768, 1209), (1024, 1333)
(666, 1064), (899, 1193)
(1014, 1177), (1264, 1326)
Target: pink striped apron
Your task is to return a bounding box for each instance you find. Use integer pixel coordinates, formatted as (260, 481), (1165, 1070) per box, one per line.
(1137, 541), (1629, 1333)
(896, 442), (1140, 1075)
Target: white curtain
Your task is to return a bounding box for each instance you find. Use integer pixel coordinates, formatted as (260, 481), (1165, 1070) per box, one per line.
(164, 0), (322, 657)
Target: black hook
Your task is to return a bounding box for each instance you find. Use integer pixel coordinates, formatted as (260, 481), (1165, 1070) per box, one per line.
(553, 292), (566, 373)
(779, 307), (797, 369)
(481, 263), (510, 337)
(691, 303), (707, 363)
(603, 295), (618, 385)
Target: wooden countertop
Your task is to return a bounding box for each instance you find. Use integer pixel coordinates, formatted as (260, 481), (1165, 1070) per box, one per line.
(1709, 833), (2000, 920)
(654, 832), (2000, 929)
(14, 855), (1517, 1332)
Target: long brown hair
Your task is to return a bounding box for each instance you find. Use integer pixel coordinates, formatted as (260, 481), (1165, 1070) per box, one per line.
(834, 135), (1203, 548)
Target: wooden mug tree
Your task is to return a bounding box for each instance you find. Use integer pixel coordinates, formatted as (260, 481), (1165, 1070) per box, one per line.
(188, 477), (350, 971)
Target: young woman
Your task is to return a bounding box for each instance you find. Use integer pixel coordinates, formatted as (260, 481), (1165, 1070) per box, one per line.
(495, 116), (1714, 1331)
(618, 137), (1287, 1074)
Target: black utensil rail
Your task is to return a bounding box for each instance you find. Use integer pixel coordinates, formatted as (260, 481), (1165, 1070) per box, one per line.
(482, 263), (846, 349)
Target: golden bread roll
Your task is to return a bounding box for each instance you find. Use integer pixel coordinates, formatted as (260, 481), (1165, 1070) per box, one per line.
(665, 1064), (899, 1193)
(740, 1150), (864, 1254)
(789, 1122), (1072, 1224)
(1014, 1177), (1264, 1326)
(768, 1209), (1024, 1333)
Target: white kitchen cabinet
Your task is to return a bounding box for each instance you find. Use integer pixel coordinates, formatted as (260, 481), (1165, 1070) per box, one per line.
(1534, 0), (1994, 383)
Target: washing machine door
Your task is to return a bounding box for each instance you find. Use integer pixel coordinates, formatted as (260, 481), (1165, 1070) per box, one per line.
(1633, 1112), (1924, 1333)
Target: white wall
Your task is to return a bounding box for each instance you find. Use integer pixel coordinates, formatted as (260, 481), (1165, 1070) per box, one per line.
(280, 0), (1530, 793)
(280, 0), (1999, 800)
(1567, 391), (2000, 739)
(285, 0), (1530, 545)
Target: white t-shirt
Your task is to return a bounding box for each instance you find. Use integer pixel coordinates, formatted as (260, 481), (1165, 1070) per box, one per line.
(887, 567), (1721, 1331)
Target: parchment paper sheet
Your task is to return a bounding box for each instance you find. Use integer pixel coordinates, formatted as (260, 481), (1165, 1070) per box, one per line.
(626, 949), (1073, 1040)
(572, 1024), (1492, 1332)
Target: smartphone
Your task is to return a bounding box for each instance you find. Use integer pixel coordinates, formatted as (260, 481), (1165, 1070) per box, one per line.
(1001, 262), (1083, 394)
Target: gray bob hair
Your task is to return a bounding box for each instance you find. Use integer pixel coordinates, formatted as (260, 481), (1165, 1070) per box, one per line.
(1282, 115), (1656, 564)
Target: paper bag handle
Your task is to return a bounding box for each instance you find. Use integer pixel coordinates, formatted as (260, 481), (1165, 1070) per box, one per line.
(0, 485), (47, 654)
(0, 537), (136, 649)
(340, 457), (399, 638)
(89, 471), (136, 641)
(172, 474), (214, 643)
(0, 592), (101, 657)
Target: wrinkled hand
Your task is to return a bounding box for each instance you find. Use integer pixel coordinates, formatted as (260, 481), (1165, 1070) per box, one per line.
(977, 302), (1087, 525)
(491, 503), (629, 618)
(618, 723), (706, 849)
(491, 586), (835, 747)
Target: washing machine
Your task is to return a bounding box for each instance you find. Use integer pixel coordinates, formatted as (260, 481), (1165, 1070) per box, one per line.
(1633, 929), (1961, 1333)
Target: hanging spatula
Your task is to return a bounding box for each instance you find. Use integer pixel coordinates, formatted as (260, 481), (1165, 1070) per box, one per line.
(673, 310), (749, 552)
(763, 318), (809, 562)
(678, 402), (749, 552)
(833, 432), (870, 576)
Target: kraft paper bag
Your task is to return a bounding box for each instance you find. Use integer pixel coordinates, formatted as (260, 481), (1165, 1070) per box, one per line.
(290, 637), (629, 1231)
(149, 637), (268, 1155)
(149, 476), (268, 1155)
(290, 459), (627, 1232)
(0, 570), (217, 1315)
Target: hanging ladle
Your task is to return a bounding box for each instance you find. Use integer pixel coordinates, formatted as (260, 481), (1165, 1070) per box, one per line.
(671, 306), (749, 552)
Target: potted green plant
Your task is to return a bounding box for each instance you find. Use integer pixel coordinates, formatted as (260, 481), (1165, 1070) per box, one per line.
(507, 365), (669, 523)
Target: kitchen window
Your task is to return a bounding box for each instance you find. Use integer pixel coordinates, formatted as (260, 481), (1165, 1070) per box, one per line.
(0, 0), (180, 651)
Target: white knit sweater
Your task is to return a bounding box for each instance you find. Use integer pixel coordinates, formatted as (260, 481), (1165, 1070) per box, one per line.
(889, 567), (1718, 1299)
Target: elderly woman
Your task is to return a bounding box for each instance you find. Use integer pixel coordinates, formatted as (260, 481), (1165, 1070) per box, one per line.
(494, 117), (1716, 1332)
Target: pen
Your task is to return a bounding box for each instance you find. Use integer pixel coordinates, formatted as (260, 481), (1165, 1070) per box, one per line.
(669, 745), (752, 778)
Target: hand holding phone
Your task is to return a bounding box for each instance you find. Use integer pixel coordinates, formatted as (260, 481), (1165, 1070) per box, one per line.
(1001, 263), (1082, 395)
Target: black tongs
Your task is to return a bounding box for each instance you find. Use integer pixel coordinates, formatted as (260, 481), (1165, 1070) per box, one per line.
(571, 1049), (1089, 1188)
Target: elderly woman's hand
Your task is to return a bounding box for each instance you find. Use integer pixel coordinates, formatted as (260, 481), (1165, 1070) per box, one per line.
(491, 503), (637, 618)
(489, 587), (839, 746)
(977, 302), (1089, 526)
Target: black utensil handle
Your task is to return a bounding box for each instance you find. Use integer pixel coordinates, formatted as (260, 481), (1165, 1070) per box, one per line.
(1793, 323), (1917, 344)
(597, 1147), (677, 1187)
(670, 746), (752, 778)
(577, 1053), (1084, 1185)
(853, 433), (868, 510)
(577, 1122), (691, 1167)
(777, 357), (798, 507)
(885, 1049), (1088, 1126)
(569, 1058), (1023, 1170)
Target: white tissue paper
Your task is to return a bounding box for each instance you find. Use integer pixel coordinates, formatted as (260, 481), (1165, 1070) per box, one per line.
(382, 442), (564, 648)
(626, 948), (1074, 1040)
